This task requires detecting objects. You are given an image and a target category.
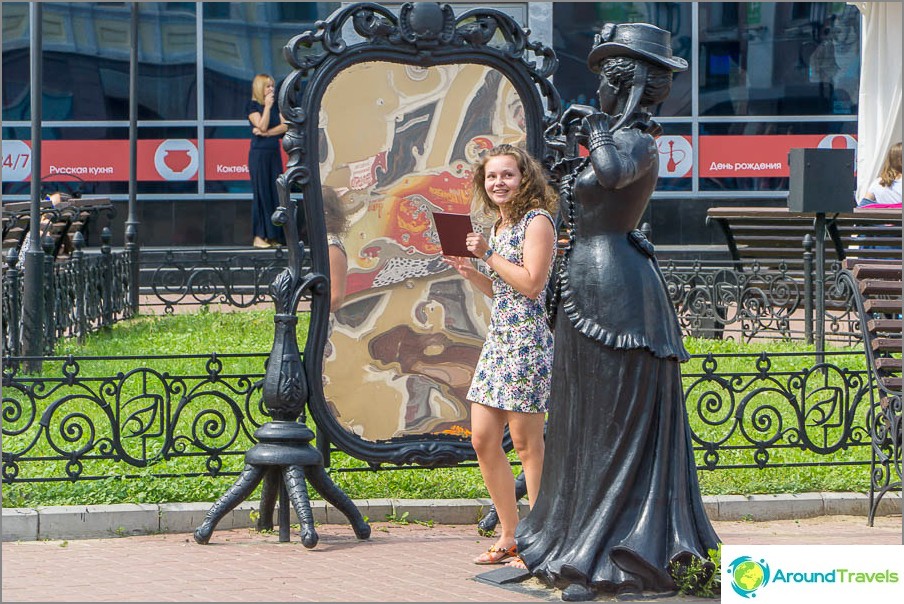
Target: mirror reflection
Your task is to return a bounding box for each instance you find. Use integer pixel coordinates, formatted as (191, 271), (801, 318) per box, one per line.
(318, 61), (528, 442)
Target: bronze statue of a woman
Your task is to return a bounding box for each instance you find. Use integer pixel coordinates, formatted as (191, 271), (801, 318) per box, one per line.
(514, 23), (720, 601)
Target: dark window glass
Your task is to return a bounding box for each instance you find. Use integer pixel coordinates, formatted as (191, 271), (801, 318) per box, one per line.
(203, 2), (340, 120)
(699, 2), (861, 116)
(552, 2), (692, 116)
(2, 2), (198, 123)
(135, 3), (198, 120)
(2, 3), (34, 125)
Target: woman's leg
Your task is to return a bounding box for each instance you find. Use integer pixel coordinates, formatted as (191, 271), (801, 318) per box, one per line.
(470, 403), (518, 549)
(507, 411), (546, 509)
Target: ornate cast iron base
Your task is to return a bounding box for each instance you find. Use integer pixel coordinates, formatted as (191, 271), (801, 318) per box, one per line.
(193, 421), (371, 547)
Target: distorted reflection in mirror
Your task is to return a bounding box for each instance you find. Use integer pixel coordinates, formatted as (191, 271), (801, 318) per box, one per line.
(319, 61), (527, 442)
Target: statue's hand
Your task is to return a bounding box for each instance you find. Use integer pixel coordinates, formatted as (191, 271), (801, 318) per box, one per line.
(646, 121), (663, 138)
(560, 104), (596, 128)
(581, 112), (612, 135)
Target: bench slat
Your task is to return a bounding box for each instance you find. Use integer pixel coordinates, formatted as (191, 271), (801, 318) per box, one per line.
(875, 358), (902, 372)
(867, 319), (903, 334)
(859, 280), (903, 296)
(879, 376), (902, 391)
(871, 337), (903, 353)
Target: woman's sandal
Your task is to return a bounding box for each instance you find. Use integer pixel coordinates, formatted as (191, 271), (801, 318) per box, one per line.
(505, 556), (527, 570)
(474, 544), (518, 565)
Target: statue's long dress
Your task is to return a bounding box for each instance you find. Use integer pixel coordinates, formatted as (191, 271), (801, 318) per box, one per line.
(515, 123), (720, 593)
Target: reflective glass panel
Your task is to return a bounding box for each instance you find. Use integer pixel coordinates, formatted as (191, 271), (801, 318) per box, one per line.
(699, 2), (861, 116)
(552, 2), (692, 116)
(202, 2), (340, 120)
(2, 2), (198, 123)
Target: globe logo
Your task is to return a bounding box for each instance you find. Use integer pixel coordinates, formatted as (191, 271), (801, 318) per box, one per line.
(726, 556), (770, 598)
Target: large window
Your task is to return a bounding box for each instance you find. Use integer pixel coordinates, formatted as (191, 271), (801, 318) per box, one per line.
(202, 2), (339, 121)
(552, 2), (692, 117)
(551, 2), (860, 200)
(698, 2), (861, 116)
(1, 2), (865, 246)
(1, 2), (339, 200)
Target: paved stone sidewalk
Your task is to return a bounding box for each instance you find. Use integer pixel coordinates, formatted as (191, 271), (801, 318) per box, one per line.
(2, 515), (901, 602)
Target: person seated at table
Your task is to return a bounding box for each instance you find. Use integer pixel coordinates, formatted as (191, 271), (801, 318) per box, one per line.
(858, 141), (901, 207)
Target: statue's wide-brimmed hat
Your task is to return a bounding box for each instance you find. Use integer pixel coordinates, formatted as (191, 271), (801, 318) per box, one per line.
(588, 22), (688, 73)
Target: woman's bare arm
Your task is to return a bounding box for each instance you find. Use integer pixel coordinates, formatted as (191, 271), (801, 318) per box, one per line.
(474, 215), (555, 300)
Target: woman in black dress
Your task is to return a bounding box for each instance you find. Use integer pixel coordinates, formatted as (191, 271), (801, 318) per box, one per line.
(514, 23), (719, 601)
(247, 73), (287, 248)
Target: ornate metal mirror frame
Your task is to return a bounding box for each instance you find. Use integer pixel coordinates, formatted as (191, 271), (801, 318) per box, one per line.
(276, 2), (559, 466)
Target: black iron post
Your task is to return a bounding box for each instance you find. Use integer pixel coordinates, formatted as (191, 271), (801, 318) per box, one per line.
(101, 228), (114, 327)
(72, 232), (87, 345)
(802, 234), (814, 345)
(814, 212), (826, 363)
(5, 251), (22, 358)
(41, 236), (56, 353)
(126, 2), (140, 313)
(21, 3), (44, 372)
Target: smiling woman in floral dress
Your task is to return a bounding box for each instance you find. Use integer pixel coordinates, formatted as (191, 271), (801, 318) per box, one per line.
(445, 143), (558, 566)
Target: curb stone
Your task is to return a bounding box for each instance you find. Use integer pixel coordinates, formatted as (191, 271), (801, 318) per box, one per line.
(2, 492), (900, 542)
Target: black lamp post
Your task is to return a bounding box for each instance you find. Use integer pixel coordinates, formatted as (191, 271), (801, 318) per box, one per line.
(22, 2), (45, 372)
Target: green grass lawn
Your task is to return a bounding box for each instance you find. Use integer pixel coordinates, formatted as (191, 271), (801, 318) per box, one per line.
(1, 309), (879, 508)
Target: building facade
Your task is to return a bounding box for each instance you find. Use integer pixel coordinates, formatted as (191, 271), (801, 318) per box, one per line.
(1, 2), (862, 247)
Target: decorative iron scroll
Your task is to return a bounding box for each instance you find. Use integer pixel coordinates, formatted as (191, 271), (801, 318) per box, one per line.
(144, 248), (293, 313)
(683, 351), (873, 471)
(835, 269), (902, 525)
(275, 2), (561, 466)
(660, 258), (861, 344)
(1, 354), (269, 483)
(1, 351), (874, 483)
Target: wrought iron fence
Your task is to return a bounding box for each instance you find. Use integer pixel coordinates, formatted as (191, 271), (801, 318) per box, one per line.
(661, 258), (859, 345)
(2, 243), (863, 358)
(2, 229), (134, 357)
(1, 349), (873, 484)
(138, 247), (297, 313)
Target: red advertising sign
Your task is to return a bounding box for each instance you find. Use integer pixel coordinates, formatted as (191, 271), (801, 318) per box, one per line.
(699, 134), (857, 177)
(3, 134), (858, 183)
(2, 138), (273, 182)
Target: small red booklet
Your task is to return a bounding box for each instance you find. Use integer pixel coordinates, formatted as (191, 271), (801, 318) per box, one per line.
(433, 212), (475, 257)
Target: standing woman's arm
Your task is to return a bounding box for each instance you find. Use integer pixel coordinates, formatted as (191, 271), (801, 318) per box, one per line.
(478, 216), (556, 300)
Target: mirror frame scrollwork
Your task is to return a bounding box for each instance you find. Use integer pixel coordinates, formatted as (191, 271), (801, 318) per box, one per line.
(275, 1), (560, 467)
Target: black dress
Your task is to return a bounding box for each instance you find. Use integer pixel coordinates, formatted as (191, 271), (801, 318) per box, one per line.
(246, 100), (286, 245)
(514, 120), (719, 594)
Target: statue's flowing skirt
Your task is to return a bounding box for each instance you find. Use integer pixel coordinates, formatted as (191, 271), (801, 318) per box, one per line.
(515, 314), (720, 593)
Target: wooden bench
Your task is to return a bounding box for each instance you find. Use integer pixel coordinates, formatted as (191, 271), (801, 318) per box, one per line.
(56, 196), (115, 260)
(840, 257), (902, 525)
(706, 207), (902, 271)
(1, 196), (113, 260)
(2, 200), (53, 252)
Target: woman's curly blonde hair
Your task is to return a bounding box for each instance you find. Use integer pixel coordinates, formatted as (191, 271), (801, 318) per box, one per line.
(471, 144), (558, 225)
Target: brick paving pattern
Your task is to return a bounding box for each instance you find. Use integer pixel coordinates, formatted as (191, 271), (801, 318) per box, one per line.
(2, 515), (902, 602)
